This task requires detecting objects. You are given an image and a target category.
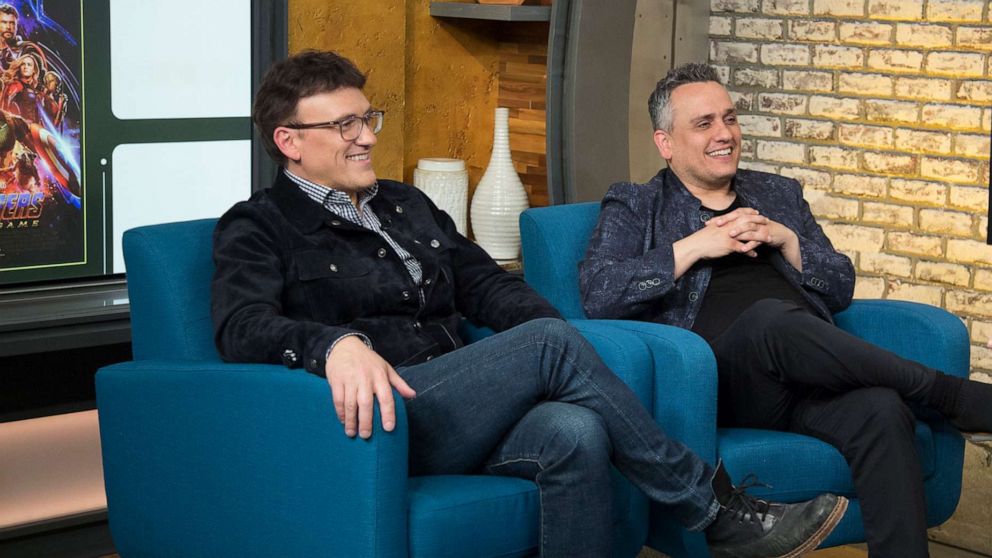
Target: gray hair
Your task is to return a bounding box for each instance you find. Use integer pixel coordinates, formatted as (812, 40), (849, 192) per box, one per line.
(648, 63), (724, 131)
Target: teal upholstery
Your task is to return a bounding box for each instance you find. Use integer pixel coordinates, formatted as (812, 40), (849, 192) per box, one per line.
(520, 202), (968, 557)
(97, 218), (656, 557)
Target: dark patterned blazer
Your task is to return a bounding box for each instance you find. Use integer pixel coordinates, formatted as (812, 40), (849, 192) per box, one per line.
(579, 167), (855, 329)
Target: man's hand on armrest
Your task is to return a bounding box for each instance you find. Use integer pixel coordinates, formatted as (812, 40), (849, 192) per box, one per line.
(325, 336), (417, 439)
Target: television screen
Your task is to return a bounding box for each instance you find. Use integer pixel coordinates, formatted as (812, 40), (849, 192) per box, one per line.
(0, 0), (254, 286)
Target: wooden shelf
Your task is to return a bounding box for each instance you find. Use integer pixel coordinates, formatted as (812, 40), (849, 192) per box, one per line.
(429, 2), (551, 22)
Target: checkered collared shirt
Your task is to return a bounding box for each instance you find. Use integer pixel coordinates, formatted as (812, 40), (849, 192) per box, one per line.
(285, 169), (424, 287)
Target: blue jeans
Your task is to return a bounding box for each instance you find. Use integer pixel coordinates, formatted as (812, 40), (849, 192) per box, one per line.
(398, 318), (720, 557)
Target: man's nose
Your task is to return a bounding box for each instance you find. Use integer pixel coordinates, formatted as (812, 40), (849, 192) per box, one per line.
(356, 120), (378, 146)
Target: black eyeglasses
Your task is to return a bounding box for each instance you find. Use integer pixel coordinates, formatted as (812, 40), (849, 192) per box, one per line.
(282, 110), (384, 141)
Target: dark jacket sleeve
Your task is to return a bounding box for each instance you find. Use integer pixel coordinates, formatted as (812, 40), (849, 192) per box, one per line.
(579, 183), (680, 319)
(779, 180), (855, 313)
(423, 195), (562, 330)
(210, 203), (361, 376)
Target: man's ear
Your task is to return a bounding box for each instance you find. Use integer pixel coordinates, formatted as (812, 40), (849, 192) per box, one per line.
(653, 129), (673, 160)
(273, 128), (301, 162)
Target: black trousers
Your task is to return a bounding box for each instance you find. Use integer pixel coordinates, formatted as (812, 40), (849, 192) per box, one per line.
(710, 299), (938, 558)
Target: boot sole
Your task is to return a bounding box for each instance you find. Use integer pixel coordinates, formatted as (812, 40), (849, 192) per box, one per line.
(773, 495), (849, 558)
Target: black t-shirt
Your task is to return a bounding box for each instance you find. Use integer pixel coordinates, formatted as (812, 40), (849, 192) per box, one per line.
(690, 197), (816, 343)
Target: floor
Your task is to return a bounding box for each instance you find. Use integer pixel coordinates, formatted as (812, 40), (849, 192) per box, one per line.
(637, 542), (990, 557)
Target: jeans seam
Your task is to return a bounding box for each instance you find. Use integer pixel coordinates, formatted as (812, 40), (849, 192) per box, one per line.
(486, 456), (547, 553)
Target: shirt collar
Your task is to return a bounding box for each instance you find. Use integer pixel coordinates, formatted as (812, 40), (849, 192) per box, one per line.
(283, 169), (379, 212)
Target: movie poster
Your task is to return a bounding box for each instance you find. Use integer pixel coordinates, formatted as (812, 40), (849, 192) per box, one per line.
(0, 1), (82, 271)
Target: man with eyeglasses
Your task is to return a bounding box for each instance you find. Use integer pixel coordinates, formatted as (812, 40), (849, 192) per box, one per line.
(211, 50), (846, 558)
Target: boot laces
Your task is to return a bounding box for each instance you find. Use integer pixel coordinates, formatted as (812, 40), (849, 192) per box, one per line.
(723, 474), (772, 524)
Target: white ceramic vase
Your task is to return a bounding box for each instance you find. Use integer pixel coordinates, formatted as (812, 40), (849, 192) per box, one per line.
(470, 107), (530, 262)
(414, 158), (469, 235)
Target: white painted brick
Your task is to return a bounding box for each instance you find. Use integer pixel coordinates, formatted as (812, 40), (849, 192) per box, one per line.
(983, 108), (991, 131)
(712, 0), (760, 12)
(839, 124), (894, 148)
(790, 20), (837, 41)
(921, 103), (983, 129)
(955, 133), (991, 157)
(781, 166), (834, 189)
(861, 252), (913, 276)
(813, 0), (866, 17)
(894, 77), (953, 100)
(896, 23), (954, 47)
(712, 41), (761, 63)
(894, 128), (953, 153)
(970, 319), (992, 343)
(812, 45), (865, 68)
(782, 70), (834, 91)
(834, 173), (888, 196)
(822, 223), (885, 251)
(785, 118), (836, 140)
(854, 276), (886, 298)
(957, 80), (992, 102)
(757, 92), (807, 114)
(956, 26), (992, 50)
(890, 178), (947, 205)
(920, 208), (974, 236)
(737, 18), (785, 40)
(863, 151), (917, 174)
(761, 43), (812, 65)
(710, 16), (733, 36)
(729, 90), (755, 111)
(887, 231), (943, 257)
(975, 270), (992, 290)
(947, 289), (992, 317)
(917, 261), (972, 286)
(921, 156), (981, 182)
(949, 185), (988, 211)
(741, 138), (757, 159)
(740, 115), (782, 136)
(735, 68), (779, 88)
(714, 65), (733, 84)
(887, 280), (943, 306)
(838, 22), (893, 44)
(809, 95), (861, 118)
(867, 0), (924, 20)
(839, 73), (894, 96)
(756, 140), (806, 163)
(763, 0), (810, 15)
(866, 99), (919, 123)
(927, 0), (984, 21)
(805, 189), (860, 219)
(810, 145), (860, 170)
(867, 49), (924, 72)
(926, 52), (986, 77)
(862, 201), (914, 226)
(739, 161), (781, 173)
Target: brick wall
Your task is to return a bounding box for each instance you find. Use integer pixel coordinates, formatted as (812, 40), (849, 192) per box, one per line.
(709, 1), (992, 552)
(711, 0), (992, 376)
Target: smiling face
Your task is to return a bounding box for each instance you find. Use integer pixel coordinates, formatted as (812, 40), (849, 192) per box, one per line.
(274, 87), (378, 199)
(653, 81), (741, 193)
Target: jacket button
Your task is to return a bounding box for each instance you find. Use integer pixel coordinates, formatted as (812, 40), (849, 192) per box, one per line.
(401, 290), (411, 300)
(281, 349), (298, 366)
(309, 359), (318, 369)
(413, 321), (421, 330)
(395, 205), (404, 214)
(430, 239), (440, 248)
(377, 248), (388, 258)
(331, 219), (341, 226)
(329, 264), (338, 272)
(424, 278), (432, 286)
(688, 291), (699, 301)
(699, 213), (711, 222)
(637, 281), (647, 291)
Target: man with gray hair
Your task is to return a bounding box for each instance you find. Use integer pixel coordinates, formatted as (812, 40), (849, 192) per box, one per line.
(579, 62), (992, 558)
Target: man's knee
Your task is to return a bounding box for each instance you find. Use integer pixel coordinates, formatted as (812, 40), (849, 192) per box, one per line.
(540, 403), (612, 467)
(518, 317), (582, 345)
(841, 388), (916, 446)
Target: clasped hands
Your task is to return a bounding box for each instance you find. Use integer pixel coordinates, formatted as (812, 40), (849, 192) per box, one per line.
(324, 335), (417, 439)
(673, 207), (801, 277)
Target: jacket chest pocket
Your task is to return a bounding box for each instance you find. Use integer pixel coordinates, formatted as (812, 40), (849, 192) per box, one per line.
(294, 250), (371, 324)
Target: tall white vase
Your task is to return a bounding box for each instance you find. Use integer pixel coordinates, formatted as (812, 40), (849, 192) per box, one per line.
(470, 107), (530, 262)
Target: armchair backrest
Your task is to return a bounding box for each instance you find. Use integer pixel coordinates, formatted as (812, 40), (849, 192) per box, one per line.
(519, 202), (600, 319)
(123, 218), (221, 362)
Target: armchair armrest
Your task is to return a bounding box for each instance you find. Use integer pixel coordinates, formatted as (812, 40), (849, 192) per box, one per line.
(834, 299), (970, 379)
(834, 299), (968, 527)
(97, 361), (408, 558)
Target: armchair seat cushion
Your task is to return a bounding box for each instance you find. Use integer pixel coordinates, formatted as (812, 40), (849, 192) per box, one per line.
(718, 424), (935, 504)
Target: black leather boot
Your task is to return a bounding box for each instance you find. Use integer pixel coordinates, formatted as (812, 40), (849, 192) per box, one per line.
(705, 463), (848, 558)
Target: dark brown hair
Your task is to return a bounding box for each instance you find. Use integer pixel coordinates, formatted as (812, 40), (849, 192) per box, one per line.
(252, 50), (367, 165)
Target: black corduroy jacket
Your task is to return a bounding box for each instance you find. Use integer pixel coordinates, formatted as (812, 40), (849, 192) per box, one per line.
(211, 171), (561, 377)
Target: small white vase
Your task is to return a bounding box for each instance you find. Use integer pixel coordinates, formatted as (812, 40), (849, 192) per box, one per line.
(470, 107), (530, 262)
